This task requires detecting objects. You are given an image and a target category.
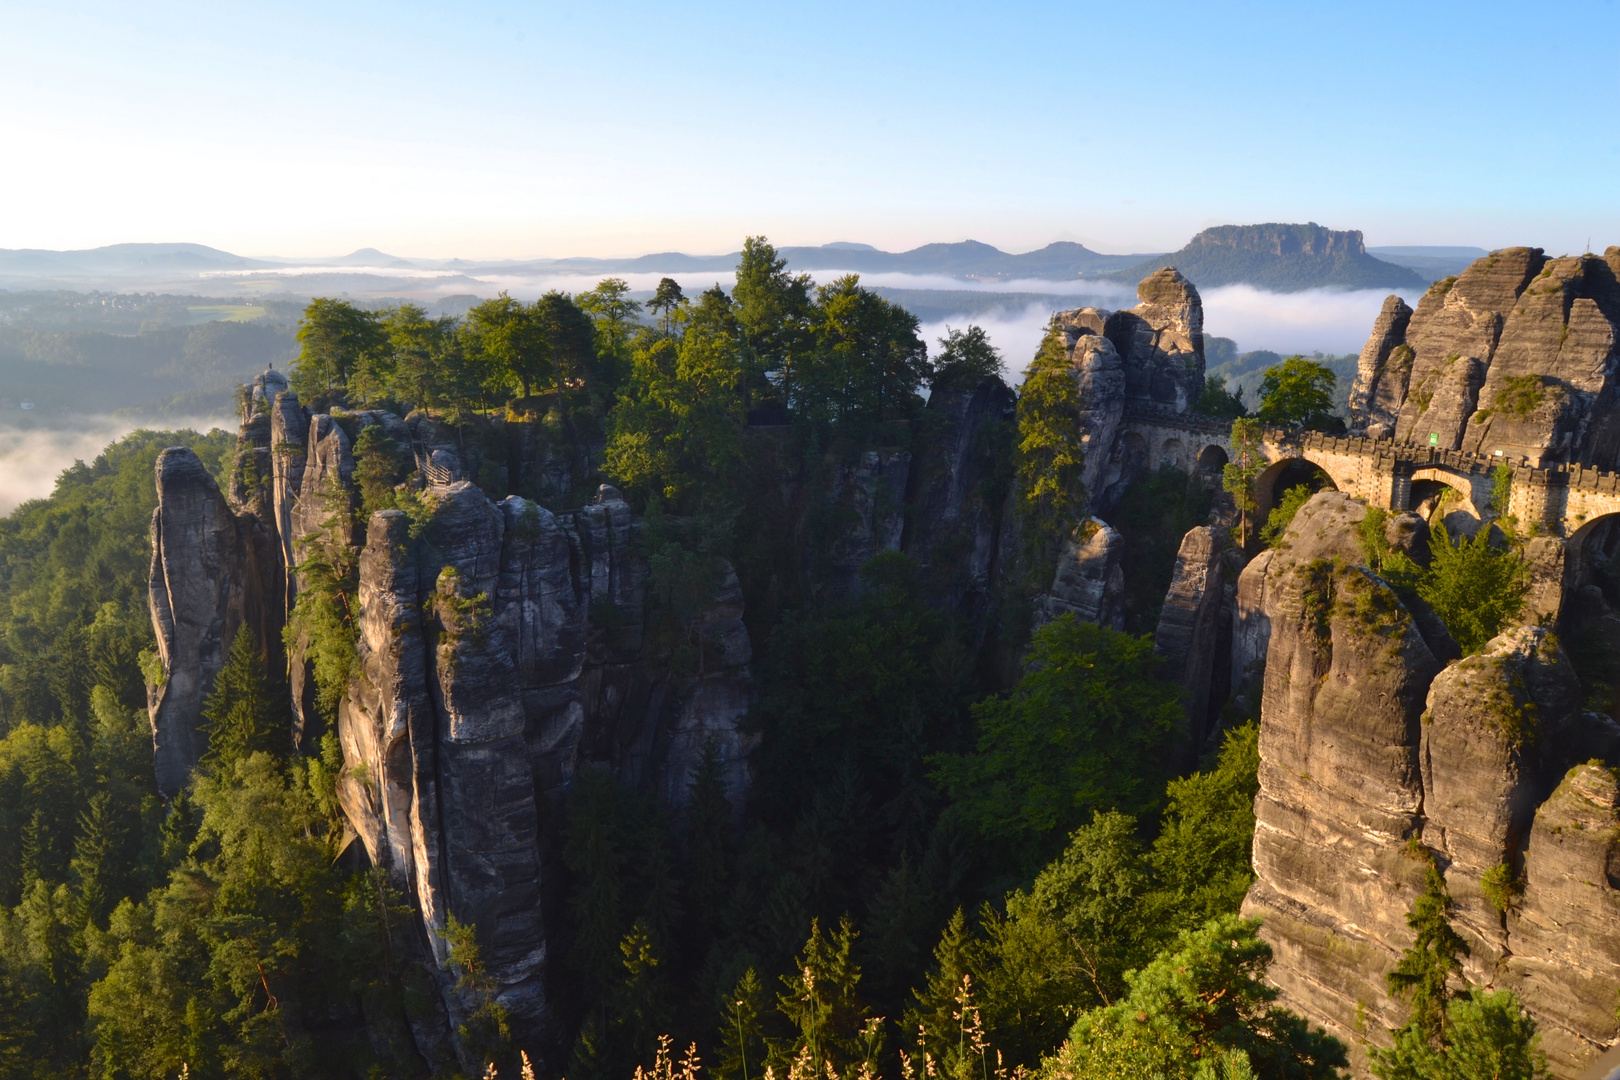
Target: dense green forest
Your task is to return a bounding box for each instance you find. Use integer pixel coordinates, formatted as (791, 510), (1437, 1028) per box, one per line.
(0, 239), (1550, 1080)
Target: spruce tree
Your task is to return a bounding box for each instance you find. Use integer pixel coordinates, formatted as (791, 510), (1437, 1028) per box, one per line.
(201, 625), (285, 769)
(1388, 865), (1469, 1043)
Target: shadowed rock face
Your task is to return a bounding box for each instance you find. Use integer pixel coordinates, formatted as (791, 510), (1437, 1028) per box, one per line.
(1055, 267), (1206, 427)
(152, 395), (767, 1065)
(1241, 495), (1440, 1071)
(1038, 518), (1124, 629)
(1154, 525), (1227, 766)
(147, 447), (259, 794)
(1350, 295), (1414, 438)
(1508, 763), (1620, 1073)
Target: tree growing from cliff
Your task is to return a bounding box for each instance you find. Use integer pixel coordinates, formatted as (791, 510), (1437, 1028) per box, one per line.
(1037, 915), (1348, 1080)
(1418, 523), (1529, 655)
(1386, 865), (1469, 1044)
(731, 236), (813, 411)
(576, 277), (643, 386)
(1255, 357), (1337, 431)
(933, 325), (1004, 392)
(1222, 417), (1265, 548)
(799, 274), (930, 423)
(1371, 989), (1547, 1080)
(605, 285), (746, 509)
(290, 298), (386, 401)
(1016, 323), (1087, 568)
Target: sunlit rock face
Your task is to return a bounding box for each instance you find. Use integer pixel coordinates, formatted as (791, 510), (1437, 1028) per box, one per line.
(1352, 246), (1620, 468)
(1240, 492), (1620, 1078)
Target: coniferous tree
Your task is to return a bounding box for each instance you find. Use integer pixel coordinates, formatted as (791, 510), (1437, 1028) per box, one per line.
(716, 967), (767, 1080)
(1387, 865), (1469, 1044)
(1015, 321), (1087, 565)
(201, 625), (286, 770)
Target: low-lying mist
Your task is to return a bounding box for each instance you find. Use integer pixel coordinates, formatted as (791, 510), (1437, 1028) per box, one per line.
(0, 415), (233, 516)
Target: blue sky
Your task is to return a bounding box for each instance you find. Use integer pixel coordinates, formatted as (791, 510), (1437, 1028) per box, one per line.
(1, 0), (1616, 258)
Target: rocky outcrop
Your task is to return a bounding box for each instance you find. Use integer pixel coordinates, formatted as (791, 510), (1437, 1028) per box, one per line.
(147, 448), (264, 794)
(1038, 518), (1124, 628)
(1350, 247), (1620, 469)
(1506, 762), (1620, 1073)
(1154, 525), (1227, 763)
(822, 450), (911, 599)
(1420, 628), (1580, 979)
(1241, 492), (1620, 1077)
(151, 392), (763, 1066)
(1242, 495), (1441, 1067)
(1050, 267), (1205, 511)
(904, 374), (1017, 627)
(1349, 296), (1413, 439)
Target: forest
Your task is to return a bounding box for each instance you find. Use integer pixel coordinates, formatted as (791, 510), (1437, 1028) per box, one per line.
(0, 238), (1550, 1080)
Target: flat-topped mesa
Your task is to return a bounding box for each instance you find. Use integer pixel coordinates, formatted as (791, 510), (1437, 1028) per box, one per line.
(1350, 245), (1620, 468)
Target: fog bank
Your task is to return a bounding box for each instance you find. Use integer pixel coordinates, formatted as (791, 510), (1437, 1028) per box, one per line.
(0, 416), (233, 516)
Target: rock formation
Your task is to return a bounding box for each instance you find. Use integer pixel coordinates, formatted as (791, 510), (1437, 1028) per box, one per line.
(1050, 266), (1205, 509)
(146, 349), (1025, 1066)
(1113, 223), (1427, 292)
(1038, 518), (1124, 629)
(1351, 247), (1620, 469)
(147, 446), (269, 794)
(1154, 524), (1227, 764)
(147, 386), (767, 1064)
(1241, 494), (1620, 1077)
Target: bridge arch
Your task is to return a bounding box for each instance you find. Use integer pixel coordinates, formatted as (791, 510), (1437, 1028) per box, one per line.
(1159, 437), (1186, 470)
(1408, 467), (1484, 518)
(1254, 455), (1338, 527)
(1196, 444), (1228, 484)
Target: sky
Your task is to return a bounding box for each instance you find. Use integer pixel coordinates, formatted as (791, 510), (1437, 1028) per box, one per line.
(1, 0), (1617, 260)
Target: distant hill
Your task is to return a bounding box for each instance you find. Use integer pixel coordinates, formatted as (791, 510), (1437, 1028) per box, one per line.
(479, 240), (1158, 282)
(0, 243), (270, 276)
(1367, 245), (1490, 282)
(1108, 223), (1427, 292)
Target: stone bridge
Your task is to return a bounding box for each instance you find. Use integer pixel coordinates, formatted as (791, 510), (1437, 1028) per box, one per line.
(1118, 408), (1620, 592)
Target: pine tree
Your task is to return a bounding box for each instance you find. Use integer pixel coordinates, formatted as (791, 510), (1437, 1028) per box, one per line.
(771, 917), (873, 1072)
(904, 908), (985, 1074)
(1388, 865), (1469, 1044)
(716, 968), (766, 1080)
(71, 789), (128, 926)
(201, 625), (285, 769)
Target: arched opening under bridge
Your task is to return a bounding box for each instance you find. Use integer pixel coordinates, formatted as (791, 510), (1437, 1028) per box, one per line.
(1253, 456), (1337, 538)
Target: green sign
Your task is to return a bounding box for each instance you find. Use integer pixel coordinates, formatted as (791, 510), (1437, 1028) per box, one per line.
(1428, 432), (1440, 446)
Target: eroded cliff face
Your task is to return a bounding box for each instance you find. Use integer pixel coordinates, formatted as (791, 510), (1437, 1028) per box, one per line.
(1351, 246), (1620, 467)
(1052, 266), (1206, 510)
(146, 357), (1024, 1067)
(1241, 494), (1620, 1077)
(147, 385), (764, 1065)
